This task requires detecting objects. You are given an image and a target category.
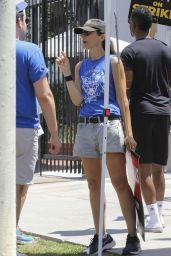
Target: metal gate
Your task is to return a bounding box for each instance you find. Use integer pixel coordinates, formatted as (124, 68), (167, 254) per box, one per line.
(27, 0), (103, 176)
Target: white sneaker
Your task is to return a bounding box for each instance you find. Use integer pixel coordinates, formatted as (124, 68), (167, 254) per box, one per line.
(145, 216), (163, 233)
(146, 214), (165, 228)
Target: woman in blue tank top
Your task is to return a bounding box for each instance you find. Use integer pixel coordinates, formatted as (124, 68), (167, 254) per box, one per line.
(57, 19), (141, 255)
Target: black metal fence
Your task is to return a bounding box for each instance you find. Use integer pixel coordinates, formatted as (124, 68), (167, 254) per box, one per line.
(27, 0), (103, 176)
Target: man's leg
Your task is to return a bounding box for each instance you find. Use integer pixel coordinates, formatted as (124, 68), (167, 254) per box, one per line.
(152, 164), (165, 227)
(139, 163), (155, 204)
(16, 128), (38, 244)
(16, 184), (29, 226)
(131, 114), (164, 232)
(16, 184), (34, 244)
(139, 163), (163, 232)
(149, 115), (170, 229)
(152, 164), (165, 201)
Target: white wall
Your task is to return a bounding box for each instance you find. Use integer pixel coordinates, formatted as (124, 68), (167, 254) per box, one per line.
(111, 0), (133, 43)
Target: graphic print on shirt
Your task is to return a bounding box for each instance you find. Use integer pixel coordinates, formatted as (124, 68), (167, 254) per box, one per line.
(81, 70), (105, 103)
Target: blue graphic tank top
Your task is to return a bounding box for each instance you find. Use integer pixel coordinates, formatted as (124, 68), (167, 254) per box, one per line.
(79, 55), (121, 117)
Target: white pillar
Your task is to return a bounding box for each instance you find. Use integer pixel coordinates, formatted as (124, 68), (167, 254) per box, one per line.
(0, 0), (16, 255)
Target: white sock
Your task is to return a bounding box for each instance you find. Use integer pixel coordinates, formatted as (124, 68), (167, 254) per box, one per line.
(157, 201), (164, 216)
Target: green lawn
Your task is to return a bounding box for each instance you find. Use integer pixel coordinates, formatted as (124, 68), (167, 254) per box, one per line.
(18, 237), (120, 256)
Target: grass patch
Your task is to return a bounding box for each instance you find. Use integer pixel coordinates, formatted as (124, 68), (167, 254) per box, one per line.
(18, 237), (119, 256)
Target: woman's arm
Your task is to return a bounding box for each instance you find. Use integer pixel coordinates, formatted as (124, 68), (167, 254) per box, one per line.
(56, 51), (83, 106)
(112, 57), (136, 150)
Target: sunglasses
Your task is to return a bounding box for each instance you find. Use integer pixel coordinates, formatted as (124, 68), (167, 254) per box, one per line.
(81, 30), (96, 36)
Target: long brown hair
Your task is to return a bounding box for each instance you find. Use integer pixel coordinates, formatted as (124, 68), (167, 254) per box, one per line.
(102, 39), (116, 54)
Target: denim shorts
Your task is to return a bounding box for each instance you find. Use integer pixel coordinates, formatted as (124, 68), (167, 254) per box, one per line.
(73, 119), (125, 158)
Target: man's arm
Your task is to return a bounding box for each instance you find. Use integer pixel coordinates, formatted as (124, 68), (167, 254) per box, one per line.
(33, 76), (61, 154)
(120, 47), (134, 98)
(124, 70), (134, 99)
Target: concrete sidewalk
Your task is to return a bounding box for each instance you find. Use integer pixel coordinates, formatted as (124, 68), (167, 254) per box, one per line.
(20, 173), (171, 256)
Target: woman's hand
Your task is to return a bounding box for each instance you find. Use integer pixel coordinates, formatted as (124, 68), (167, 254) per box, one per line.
(56, 51), (71, 76)
(125, 135), (137, 152)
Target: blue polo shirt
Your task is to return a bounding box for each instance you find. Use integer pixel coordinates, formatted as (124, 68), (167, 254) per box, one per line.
(16, 40), (48, 128)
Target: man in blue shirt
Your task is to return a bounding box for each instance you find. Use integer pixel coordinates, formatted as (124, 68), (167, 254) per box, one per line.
(16, 0), (61, 244)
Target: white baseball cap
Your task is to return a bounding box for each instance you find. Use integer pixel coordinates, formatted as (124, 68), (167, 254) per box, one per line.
(16, 0), (28, 14)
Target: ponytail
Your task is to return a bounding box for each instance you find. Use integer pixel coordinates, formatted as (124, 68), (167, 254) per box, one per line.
(102, 39), (116, 54)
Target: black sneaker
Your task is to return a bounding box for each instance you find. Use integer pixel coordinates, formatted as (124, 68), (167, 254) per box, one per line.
(122, 234), (141, 255)
(86, 233), (116, 255)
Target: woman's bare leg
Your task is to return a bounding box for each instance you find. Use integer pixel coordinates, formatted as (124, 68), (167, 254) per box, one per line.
(107, 153), (136, 235)
(81, 157), (106, 234)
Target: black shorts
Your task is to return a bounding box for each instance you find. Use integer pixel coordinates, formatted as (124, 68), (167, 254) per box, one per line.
(131, 114), (170, 165)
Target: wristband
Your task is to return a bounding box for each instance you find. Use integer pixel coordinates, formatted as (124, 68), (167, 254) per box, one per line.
(65, 75), (73, 82)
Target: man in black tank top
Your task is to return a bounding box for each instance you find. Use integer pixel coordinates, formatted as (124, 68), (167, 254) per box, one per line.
(121, 6), (171, 233)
